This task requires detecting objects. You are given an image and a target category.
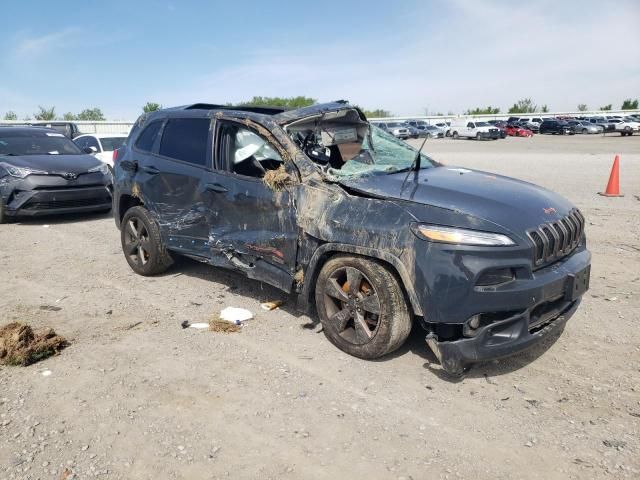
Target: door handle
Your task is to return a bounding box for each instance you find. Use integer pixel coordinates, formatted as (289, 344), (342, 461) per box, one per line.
(141, 165), (160, 175)
(205, 183), (228, 193)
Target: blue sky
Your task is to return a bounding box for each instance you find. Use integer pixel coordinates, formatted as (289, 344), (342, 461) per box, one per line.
(1, 0), (638, 120)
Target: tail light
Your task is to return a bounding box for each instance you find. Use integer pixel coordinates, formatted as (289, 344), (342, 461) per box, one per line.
(113, 148), (119, 163)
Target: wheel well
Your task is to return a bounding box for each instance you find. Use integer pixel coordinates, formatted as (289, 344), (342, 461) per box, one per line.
(305, 250), (419, 317)
(118, 195), (143, 222)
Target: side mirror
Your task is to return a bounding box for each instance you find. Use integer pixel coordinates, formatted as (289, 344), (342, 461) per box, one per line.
(83, 146), (98, 154)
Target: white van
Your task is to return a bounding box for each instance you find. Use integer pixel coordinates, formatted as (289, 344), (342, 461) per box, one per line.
(449, 120), (500, 140)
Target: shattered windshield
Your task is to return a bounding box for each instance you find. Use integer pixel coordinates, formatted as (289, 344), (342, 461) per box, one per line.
(288, 109), (435, 179)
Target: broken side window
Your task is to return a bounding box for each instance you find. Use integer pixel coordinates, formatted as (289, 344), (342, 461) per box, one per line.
(218, 124), (283, 178)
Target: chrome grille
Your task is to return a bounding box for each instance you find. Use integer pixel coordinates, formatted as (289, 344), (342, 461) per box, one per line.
(527, 209), (585, 266)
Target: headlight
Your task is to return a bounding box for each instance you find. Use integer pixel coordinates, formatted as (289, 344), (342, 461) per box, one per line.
(412, 224), (515, 246)
(0, 162), (48, 178)
(88, 163), (110, 175)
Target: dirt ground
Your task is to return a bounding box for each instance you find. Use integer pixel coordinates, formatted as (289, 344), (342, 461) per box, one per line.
(1, 134), (639, 480)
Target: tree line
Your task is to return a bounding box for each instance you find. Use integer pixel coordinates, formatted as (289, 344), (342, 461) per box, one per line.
(3, 97), (638, 122)
(465, 98), (638, 115)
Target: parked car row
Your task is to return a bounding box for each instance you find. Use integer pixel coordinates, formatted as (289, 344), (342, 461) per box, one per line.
(503, 114), (640, 136)
(371, 120), (448, 139)
(372, 112), (640, 142)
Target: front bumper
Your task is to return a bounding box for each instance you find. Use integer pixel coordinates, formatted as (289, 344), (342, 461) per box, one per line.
(422, 246), (590, 375)
(426, 297), (580, 375)
(2, 173), (112, 218)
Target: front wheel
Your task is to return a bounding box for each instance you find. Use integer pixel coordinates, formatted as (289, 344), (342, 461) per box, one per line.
(0, 197), (10, 224)
(121, 206), (173, 276)
(452, 131), (459, 139)
(315, 255), (412, 359)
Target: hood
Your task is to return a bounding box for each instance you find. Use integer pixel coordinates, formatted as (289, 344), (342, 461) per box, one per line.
(1, 154), (102, 174)
(338, 166), (576, 236)
(275, 101), (364, 125)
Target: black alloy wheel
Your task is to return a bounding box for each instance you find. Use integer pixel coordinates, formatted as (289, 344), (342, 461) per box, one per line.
(315, 255), (412, 359)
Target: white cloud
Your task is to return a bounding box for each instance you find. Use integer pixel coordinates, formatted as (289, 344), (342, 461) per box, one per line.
(12, 27), (81, 59)
(155, 1), (640, 116)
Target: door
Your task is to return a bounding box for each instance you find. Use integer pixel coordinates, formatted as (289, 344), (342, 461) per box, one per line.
(206, 120), (299, 292)
(135, 116), (215, 257)
(465, 122), (475, 137)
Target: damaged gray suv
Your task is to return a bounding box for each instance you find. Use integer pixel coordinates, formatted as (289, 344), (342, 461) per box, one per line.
(113, 101), (591, 375)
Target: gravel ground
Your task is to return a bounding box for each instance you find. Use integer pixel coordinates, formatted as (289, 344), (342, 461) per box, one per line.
(1, 134), (639, 480)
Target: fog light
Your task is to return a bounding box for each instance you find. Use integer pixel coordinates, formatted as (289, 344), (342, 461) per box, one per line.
(476, 268), (515, 286)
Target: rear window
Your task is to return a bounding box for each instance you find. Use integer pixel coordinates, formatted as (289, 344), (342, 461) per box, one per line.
(99, 137), (126, 152)
(159, 118), (210, 166)
(135, 120), (163, 152)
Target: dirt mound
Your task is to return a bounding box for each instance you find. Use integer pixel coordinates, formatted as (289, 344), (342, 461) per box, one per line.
(263, 165), (294, 191)
(209, 318), (241, 333)
(0, 322), (68, 366)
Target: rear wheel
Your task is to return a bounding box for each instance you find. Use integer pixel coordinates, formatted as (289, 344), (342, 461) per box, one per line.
(315, 255), (412, 359)
(121, 206), (173, 276)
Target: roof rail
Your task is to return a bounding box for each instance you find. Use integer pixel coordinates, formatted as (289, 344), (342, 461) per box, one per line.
(184, 103), (287, 115)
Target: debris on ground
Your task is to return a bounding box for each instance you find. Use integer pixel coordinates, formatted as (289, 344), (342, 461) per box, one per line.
(189, 323), (209, 329)
(209, 318), (242, 333)
(0, 322), (68, 366)
(208, 307), (254, 333)
(180, 321), (209, 329)
(219, 307), (253, 323)
(263, 165), (294, 191)
(603, 439), (626, 449)
(261, 300), (284, 311)
(39, 305), (62, 312)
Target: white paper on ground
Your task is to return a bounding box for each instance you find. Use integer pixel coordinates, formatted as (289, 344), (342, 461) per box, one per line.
(219, 307), (253, 323)
(189, 323), (210, 329)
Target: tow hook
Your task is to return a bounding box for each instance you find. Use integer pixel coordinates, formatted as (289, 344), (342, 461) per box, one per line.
(425, 333), (468, 377)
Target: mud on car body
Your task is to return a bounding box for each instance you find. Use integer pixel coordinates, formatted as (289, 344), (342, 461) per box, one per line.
(112, 101), (591, 375)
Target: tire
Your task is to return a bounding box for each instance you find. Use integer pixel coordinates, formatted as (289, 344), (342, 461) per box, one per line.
(475, 132), (481, 140)
(582, 128), (588, 134)
(121, 206), (173, 276)
(315, 255), (412, 359)
(0, 197), (8, 224)
(452, 131), (458, 139)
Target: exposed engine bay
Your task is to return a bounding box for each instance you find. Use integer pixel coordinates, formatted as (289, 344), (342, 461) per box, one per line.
(286, 109), (374, 173)
(284, 108), (435, 179)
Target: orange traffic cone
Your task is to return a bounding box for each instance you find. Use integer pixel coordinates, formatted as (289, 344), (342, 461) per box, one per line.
(598, 155), (624, 197)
